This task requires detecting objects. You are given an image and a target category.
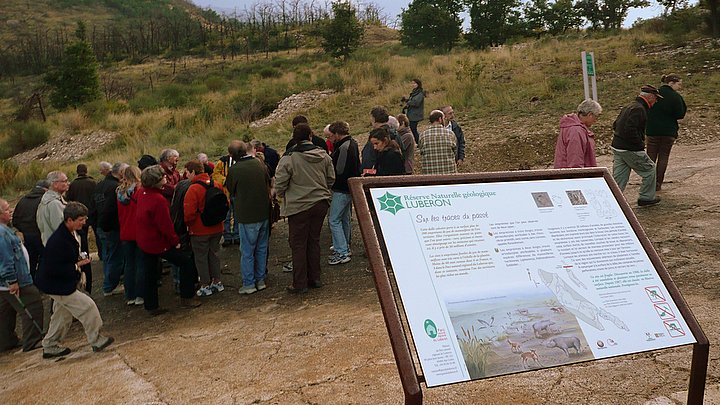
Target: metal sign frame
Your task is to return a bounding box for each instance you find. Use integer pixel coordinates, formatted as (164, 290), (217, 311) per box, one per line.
(349, 168), (708, 405)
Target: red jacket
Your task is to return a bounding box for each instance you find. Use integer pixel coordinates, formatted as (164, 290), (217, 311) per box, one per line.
(117, 185), (139, 241)
(160, 163), (182, 202)
(136, 186), (179, 254)
(183, 173), (224, 236)
(553, 113), (597, 169)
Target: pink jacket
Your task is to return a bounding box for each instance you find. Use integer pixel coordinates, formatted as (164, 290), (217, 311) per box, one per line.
(553, 113), (597, 169)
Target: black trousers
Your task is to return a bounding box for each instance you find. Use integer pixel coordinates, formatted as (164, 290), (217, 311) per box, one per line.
(23, 234), (43, 281)
(0, 286), (44, 352)
(77, 226), (92, 293)
(142, 248), (198, 311)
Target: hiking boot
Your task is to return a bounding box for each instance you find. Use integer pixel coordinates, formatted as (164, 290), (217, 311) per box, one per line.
(92, 336), (115, 352)
(180, 297), (202, 308)
(148, 308), (168, 316)
(134, 297), (145, 306)
(256, 280), (267, 291)
(103, 285), (125, 297)
(210, 281), (225, 292)
(286, 286), (308, 294)
(638, 197), (661, 207)
(126, 299), (135, 306)
(282, 262), (293, 273)
(43, 346), (71, 359)
(196, 286), (213, 297)
(238, 285), (258, 295)
(328, 253), (351, 265)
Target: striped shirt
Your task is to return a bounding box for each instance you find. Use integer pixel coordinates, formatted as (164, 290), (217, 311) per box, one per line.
(419, 124), (457, 175)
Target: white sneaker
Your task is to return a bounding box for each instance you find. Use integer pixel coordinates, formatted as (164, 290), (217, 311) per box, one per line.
(328, 253), (351, 265)
(238, 285), (258, 295)
(196, 286), (213, 297)
(134, 297), (145, 305)
(256, 281), (267, 291)
(210, 281), (225, 292)
(282, 262), (293, 273)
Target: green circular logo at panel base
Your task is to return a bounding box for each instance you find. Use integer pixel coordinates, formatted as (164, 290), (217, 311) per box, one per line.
(424, 319), (438, 339)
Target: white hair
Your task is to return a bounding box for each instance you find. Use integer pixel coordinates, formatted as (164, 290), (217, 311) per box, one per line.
(197, 153), (208, 163)
(387, 116), (399, 130)
(159, 149), (179, 162)
(577, 99), (602, 116)
(99, 161), (112, 172)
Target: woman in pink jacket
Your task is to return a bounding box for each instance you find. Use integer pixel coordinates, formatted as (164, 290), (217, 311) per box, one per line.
(553, 99), (602, 169)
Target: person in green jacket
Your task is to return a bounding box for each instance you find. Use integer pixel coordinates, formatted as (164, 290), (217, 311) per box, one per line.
(646, 74), (687, 191)
(402, 78), (425, 144)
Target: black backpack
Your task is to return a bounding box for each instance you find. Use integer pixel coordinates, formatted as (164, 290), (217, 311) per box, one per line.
(198, 180), (229, 226)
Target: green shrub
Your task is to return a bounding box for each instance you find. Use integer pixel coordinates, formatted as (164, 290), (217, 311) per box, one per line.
(0, 159), (19, 192)
(259, 67), (282, 79)
(81, 99), (110, 123)
(316, 72), (345, 92)
(549, 76), (573, 92)
(230, 83), (290, 122)
(205, 76), (225, 92)
(0, 122), (50, 159)
(10, 161), (44, 192)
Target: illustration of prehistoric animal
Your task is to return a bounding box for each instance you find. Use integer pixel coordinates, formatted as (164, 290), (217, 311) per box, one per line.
(550, 307), (565, 313)
(544, 336), (582, 357)
(520, 350), (542, 368)
(532, 320), (556, 338)
(507, 339), (522, 353)
(477, 316), (495, 328)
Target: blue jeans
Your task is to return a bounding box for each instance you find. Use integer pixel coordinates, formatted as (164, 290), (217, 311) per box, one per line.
(223, 198), (239, 242)
(98, 229), (124, 293)
(328, 192), (352, 256)
(121, 240), (145, 300)
(239, 220), (269, 288)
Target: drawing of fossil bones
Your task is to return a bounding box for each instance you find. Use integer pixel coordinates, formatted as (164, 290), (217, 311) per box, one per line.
(538, 269), (630, 332)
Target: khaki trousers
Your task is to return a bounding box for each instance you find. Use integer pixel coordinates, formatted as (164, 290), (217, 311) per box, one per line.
(42, 291), (103, 348)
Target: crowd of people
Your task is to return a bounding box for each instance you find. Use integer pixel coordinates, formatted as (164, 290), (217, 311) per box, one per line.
(1, 75), (684, 359)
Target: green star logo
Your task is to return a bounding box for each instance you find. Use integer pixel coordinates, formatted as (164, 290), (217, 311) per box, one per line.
(377, 192), (405, 215)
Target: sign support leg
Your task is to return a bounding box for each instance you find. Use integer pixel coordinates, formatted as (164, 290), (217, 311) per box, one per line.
(687, 342), (709, 405)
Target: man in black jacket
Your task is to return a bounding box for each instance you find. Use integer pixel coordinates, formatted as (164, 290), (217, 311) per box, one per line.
(327, 121), (361, 265)
(35, 202), (114, 358)
(66, 164), (95, 292)
(611, 85), (662, 207)
(91, 162), (126, 296)
(11, 180), (50, 278)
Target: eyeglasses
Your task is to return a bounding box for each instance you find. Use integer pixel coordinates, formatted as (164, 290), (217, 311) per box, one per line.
(53, 179), (69, 183)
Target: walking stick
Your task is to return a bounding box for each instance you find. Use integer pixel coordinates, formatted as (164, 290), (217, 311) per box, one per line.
(14, 294), (44, 334)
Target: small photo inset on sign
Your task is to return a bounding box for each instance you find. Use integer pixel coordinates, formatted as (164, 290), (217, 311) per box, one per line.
(566, 190), (588, 206)
(531, 192), (553, 208)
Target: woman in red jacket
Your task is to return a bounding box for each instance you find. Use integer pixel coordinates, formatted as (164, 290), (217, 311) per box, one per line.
(117, 166), (144, 306)
(183, 160), (225, 297)
(136, 165), (200, 315)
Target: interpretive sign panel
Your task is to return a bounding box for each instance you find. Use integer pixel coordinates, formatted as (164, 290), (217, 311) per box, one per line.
(368, 177), (696, 388)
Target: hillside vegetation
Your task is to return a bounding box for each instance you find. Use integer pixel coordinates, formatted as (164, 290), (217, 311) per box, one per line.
(0, 14), (719, 196)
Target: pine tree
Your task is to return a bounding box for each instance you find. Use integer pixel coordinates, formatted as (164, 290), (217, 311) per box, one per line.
(45, 22), (101, 109)
(321, 2), (364, 59)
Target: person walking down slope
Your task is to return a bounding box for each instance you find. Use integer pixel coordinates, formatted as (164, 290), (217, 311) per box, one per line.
(34, 202), (114, 358)
(403, 78), (425, 144)
(418, 110), (457, 175)
(554, 99), (603, 169)
(611, 85), (662, 207)
(646, 74), (687, 191)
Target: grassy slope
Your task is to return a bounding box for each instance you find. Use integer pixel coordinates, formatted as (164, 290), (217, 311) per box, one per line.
(1, 25), (719, 197)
